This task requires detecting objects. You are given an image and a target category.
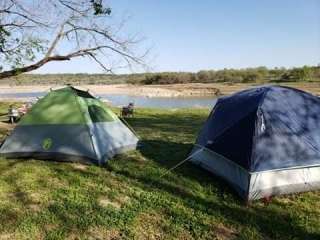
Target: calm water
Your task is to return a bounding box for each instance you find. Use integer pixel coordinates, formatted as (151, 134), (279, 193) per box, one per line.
(98, 94), (216, 108)
(0, 92), (217, 109)
(0, 92), (46, 98)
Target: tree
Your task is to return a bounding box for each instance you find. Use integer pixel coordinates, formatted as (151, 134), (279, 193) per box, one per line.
(301, 65), (312, 81)
(291, 66), (312, 82)
(0, 0), (147, 79)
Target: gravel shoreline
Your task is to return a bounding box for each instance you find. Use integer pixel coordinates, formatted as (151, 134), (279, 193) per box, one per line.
(0, 83), (221, 101)
(1, 82), (320, 102)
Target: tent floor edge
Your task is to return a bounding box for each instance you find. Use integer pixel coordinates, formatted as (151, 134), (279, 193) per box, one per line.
(101, 143), (138, 164)
(0, 152), (99, 165)
(189, 146), (320, 201)
(189, 145), (250, 200)
(248, 165), (320, 200)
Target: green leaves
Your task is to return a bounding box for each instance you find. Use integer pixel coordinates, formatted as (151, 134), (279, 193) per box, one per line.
(0, 26), (11, 53)
(3, 36), (47, 70)
(90, 0), (112, 15)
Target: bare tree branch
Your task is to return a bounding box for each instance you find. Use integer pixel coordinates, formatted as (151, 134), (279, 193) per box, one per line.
(87, 52), (112, 72)
(1, 9), (49, 27)
(45, 22), (66, 58)
(0, 0), (148, 80)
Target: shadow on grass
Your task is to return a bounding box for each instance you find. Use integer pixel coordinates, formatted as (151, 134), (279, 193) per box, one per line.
(106, 138), (320, 240)
(122, 111), (319, 239)
(125, 110), (208, 137)
(112, 164), (319, 239)
(138, 139), (231, 191)
(1, 146), (319, 239)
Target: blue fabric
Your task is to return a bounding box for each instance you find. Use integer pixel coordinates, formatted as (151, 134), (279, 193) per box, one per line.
(252, 86), (320, 171)
(195, 86), (320, 172)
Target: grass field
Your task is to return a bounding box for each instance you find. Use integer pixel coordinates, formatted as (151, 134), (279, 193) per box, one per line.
(0, 102), (319, 239)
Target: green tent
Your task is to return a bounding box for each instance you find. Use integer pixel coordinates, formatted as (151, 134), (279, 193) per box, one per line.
(0, 86), (138, 165)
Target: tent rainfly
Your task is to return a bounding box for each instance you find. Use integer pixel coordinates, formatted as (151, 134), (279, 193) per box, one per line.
(189, 86), (320, 200)
(0, 86), (138, 165)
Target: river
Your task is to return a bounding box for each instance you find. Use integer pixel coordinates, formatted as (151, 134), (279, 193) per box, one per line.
(0, 92), (217, 109)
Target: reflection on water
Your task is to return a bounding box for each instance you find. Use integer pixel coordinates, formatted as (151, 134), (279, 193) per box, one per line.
(0, 92), (217, 109)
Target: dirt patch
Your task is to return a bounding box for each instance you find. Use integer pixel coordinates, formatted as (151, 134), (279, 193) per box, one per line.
(0, 122), (15, 131)
(175, 230), (193, 240)
(28, 204), (41, 212)
(133, 212), (170, 240)
(29, 192), (43, 202)
(119, 196), (130, 205)
(0, 233), (15, 240)
(98, 197), (121, 209)
(98, 193), (130, 209)
(46, 176), (68, 189)
(212, 224), (238, 240)
(72, 163), (88, 171)
(85, 227), (121, 240)
(43, 224), (59, 232)
(8, 191), (47, 213)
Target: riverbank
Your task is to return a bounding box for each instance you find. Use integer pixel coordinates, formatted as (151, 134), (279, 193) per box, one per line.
(0, 83), (220, 99)
(1, 82), (320, 101)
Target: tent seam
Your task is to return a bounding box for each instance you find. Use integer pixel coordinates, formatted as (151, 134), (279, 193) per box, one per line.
(193, 101), (219, 147)
(70, 86), (100, 164)
(249, 87), (272, 172)
(208, 88), (269, 143)
(194, 143), (320, 173)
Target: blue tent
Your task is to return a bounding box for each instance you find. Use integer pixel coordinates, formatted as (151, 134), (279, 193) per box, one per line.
(190, 86), (320, 200)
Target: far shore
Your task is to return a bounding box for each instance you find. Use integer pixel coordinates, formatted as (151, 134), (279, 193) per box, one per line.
(0, 82), (320, 101)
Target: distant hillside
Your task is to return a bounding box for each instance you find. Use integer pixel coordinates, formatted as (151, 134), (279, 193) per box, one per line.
(1, 66), (319, 85)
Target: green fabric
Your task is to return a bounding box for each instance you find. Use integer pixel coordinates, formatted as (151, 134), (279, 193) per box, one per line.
(20, 87), (117, 125)
(82, 98), (118, 122)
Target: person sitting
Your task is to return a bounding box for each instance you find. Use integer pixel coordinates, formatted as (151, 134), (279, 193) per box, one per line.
(121, 102), (134, 117)
(8, 105), (19, 124)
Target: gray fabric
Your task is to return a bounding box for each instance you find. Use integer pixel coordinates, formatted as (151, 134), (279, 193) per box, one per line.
(0, 121), (138, 164)
(90, 120), (139, 164)
(101, 143), (138, 161)
(0, 124), (96, 159)
(190, 145), (250, 198)
(190, 145), (320, 200)
(248, 165), (320, 200)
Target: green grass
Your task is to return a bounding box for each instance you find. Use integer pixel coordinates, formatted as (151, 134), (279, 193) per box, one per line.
(0, 102), (319, 239)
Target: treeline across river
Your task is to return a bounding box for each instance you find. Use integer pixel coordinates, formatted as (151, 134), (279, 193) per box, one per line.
(2, 65), (320, 85)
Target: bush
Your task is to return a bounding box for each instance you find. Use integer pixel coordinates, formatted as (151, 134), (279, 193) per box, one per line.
(2, 66), (320, 85)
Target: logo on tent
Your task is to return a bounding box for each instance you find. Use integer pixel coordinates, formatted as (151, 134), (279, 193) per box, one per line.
(42, 138), (53, 150)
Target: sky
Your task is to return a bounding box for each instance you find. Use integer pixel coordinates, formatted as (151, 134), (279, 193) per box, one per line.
(35, 0), (320, 74)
